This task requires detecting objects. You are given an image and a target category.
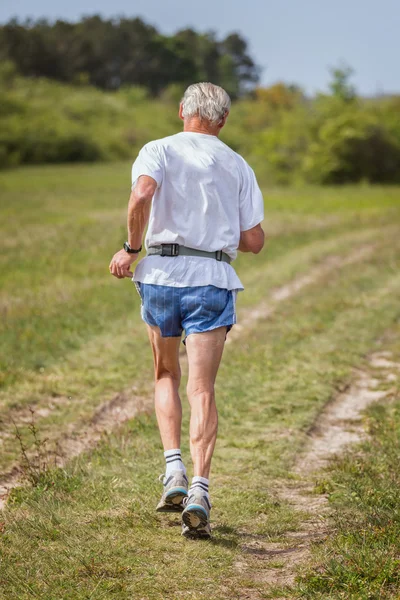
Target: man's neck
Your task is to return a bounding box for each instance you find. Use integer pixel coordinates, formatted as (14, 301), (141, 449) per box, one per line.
(183, 118), (220, 137)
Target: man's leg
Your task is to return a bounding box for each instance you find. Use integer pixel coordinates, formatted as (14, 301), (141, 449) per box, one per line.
(181, 326), (226, 537)
(147, 325), (188, 512)
(185, 327), (227, 477)
(147, 324), (182, 451)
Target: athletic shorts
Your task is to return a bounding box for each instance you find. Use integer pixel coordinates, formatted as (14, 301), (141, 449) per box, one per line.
(135, 283), (237, 341)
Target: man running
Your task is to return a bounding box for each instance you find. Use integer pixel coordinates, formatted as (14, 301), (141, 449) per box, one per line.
(109, 82), (265, 538)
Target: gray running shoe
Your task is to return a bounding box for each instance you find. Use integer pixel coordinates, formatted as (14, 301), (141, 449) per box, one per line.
(181, 489), (212, 539)
(156, 470), (188, 513)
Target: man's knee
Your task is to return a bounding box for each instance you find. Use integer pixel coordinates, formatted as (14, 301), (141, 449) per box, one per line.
(154, 362), (181, 384)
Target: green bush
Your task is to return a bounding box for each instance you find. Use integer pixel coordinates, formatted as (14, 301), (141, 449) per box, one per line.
(1, 68), (400, 185)
(302, 100), (400, 184)
(250, 106), (311, 184)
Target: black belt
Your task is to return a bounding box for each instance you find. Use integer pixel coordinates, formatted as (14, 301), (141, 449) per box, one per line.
(147, 244), (231, 264)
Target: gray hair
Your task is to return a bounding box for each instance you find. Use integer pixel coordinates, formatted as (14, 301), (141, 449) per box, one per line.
(181, 82), (231, 124)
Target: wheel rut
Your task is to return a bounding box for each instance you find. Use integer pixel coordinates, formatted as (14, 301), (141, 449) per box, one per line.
(235, 349), (399, 597)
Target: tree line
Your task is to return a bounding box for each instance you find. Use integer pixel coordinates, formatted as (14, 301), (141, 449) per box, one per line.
(0, 16), (260, 97)
(2, 61), (400, 184)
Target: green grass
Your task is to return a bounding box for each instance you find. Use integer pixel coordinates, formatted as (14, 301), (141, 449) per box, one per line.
(1, 163), (400, 598)
(295, 325), (400, 600)
(0, 163), (398, 472)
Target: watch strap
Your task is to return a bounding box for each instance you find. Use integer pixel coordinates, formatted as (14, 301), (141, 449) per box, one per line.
(124, 242), (142, 254)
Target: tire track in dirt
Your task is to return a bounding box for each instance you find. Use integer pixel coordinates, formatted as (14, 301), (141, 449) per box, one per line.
(0, 393), (153, 508)
(0, 242), (376, 509)
(228, 244), (374, 344)
(236, 350), (399, 597)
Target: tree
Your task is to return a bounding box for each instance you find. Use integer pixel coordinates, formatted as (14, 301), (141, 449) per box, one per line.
(0, 17), (260, 96)
(328, 64), (356, 102)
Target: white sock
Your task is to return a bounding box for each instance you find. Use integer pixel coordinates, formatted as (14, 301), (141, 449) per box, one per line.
(164, 448), (186, 477)
(189, 476), (210, 499)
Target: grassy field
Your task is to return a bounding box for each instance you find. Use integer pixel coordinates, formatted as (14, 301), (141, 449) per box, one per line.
(297, 324), (400, 600)
(1, 162), (400, 598)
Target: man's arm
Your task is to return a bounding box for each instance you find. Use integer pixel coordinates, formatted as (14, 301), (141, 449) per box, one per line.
(238, 223), (265, 254)
(238, 159), (265, 254)
(127, 176), (156, 249)
(109, 176), (157, 279)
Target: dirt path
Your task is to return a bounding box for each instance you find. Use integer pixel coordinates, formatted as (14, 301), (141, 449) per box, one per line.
(229, 244), (374, 343)
(236, 350), (399, 597)
(0, 243), (375, 509)
(0, 393), (152, 508)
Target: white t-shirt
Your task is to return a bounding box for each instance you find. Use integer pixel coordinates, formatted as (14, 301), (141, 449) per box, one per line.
(131, 131), (264, 291)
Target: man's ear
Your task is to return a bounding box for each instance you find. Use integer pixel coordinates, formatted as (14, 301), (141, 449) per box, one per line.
(179, 103), (184, 121)
(219, 110), (229, 129)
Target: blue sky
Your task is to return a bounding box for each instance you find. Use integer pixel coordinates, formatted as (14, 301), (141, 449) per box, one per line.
(1, 0), (399, 95)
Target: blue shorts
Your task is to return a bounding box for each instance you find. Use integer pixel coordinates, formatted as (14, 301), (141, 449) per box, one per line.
(135, 283), (236, 341)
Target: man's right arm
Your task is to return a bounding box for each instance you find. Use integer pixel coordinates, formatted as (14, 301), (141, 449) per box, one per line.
(238, 223), (265, 254)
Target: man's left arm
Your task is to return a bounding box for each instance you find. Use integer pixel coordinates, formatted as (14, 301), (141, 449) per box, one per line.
(109, 175), (157, 279)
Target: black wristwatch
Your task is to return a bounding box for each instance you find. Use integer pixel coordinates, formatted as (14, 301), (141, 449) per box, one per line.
(123, 241), (142, 254)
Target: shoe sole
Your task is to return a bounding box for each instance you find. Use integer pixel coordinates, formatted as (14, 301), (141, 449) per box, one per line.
(156, 487), (188, 513)
(182, 505), (209, 532)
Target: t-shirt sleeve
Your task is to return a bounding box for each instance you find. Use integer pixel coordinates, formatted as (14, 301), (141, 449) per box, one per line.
(131, 143), (164, 189)
(239, 161), (265, 231)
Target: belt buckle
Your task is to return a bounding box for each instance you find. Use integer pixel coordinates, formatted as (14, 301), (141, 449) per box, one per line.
(161, 243), (179, 257)
(215, 250), (223, 261)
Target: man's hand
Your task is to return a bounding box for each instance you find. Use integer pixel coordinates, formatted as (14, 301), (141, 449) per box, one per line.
(238, 223), (265, 254)
(109, 249), (138, 279)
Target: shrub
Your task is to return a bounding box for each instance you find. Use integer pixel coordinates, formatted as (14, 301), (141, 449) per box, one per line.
(1, 71), (400, 185)
(303, 103), (400, 184)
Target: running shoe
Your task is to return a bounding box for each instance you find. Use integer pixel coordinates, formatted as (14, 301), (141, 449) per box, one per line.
(156, 470), (188, 513)
(181, 489), (212, 539)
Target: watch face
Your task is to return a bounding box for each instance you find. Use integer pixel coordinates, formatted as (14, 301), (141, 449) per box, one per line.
(123, 242), (130, 253)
